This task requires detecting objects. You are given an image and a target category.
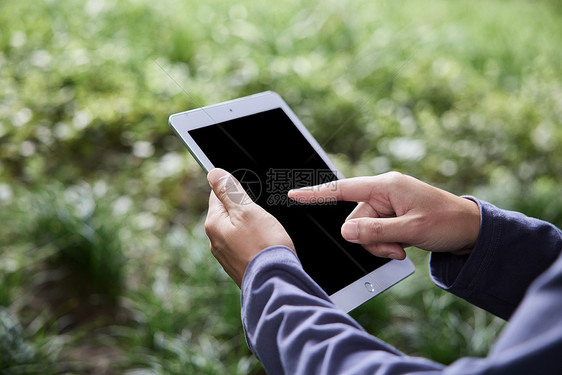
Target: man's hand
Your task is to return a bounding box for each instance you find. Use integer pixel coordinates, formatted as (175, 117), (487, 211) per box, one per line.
(205, 168), (295, 287)
(288, 172), (480, 260)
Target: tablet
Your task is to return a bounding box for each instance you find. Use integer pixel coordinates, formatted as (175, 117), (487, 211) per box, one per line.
(169, 91), (414, 312)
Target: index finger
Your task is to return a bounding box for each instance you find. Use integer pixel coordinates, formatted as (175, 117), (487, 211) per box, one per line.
(288, 176), (376, 203)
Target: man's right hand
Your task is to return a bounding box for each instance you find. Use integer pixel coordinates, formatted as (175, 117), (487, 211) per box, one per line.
(288, 172), (481, 260)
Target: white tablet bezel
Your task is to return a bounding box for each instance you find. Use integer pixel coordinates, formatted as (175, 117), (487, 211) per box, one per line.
(169, 91), (414, 312)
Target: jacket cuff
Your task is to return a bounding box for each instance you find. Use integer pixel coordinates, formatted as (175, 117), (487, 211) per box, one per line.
(429, 197), (516, 320)
(240, 245), (303, 354)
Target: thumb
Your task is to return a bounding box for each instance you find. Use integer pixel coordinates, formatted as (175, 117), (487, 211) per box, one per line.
(341, 217), (410, 245)
(208, 168), (254, 212)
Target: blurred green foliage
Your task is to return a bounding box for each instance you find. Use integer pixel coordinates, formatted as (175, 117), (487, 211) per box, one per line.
(1, 0), (561, 373)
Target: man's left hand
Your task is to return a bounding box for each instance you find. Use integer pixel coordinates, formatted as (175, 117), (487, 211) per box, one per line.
(205, 168), (295, 287)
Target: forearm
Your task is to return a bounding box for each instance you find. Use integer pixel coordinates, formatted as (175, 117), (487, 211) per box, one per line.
(430, 197), (562, 319)
(241, 245), (562, 374)
(241, 246), (444, 375)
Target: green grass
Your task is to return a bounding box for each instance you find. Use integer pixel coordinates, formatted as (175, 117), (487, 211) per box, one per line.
(1, 0), (562, 372)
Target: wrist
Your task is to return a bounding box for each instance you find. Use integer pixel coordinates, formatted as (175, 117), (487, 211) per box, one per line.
(454, 196), (482, 254)
(241, 245), (301, 293)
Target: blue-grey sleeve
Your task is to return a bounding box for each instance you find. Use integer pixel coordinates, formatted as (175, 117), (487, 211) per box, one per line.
(241, 246), (446, 375)
(430, 197), (562, 320)
(241, 239), (562, 374)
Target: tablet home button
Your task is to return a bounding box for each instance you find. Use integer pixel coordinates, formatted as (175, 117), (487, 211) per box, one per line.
(364, 282), (376, 293)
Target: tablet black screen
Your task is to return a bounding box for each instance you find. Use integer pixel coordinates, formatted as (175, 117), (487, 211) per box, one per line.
(189, 108), (388, 295)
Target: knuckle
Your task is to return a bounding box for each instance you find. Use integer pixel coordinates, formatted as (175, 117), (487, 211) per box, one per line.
(407, 214), (426, 242)
(358, 220), (384, 242)
(367, 220), (384, 235)
(204, 217), (217, 236)
(231, 205), (252, 223)
(204, 221), (213, 236)
(217, 182), (230, 201)
(209, 244), (219, 256)
(336, 181), (349, 200)
(385, 171), (404, 185)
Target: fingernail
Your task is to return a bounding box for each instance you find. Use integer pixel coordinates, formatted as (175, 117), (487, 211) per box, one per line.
(342, 221), (358, 241)
(207, 168), (229, 187)
(288, 187), (306, 194)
